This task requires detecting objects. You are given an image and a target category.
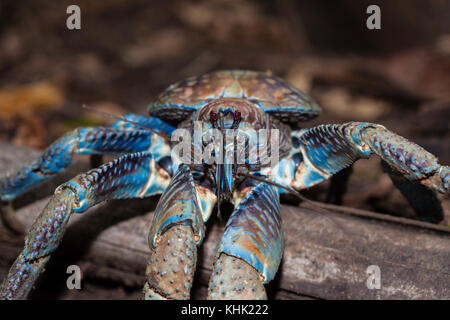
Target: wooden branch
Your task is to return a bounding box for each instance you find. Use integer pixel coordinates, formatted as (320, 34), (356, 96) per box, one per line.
(0, 142), (449, 299)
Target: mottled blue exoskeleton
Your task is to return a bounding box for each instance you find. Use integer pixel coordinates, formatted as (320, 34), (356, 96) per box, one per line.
(0, 70), (448, 300)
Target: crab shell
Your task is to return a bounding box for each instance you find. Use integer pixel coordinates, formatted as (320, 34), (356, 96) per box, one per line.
(147, 70), (321, 124)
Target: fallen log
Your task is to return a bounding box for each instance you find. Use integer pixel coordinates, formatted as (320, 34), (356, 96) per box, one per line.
(0, 142), (449, 299)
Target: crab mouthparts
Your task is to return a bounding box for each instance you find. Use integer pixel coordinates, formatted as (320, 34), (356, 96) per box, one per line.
(216, 162), (233, 198)
(214, 115), (236, 217)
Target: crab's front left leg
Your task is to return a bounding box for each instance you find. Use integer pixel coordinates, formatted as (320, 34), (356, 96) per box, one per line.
(143, 164), (216, 300)
(273, 122), (448, 217)
(208, 181), (283, 300)
(1, 151), (171, 300)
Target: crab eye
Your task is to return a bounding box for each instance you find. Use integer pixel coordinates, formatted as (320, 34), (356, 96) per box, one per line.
(234, 110), (241, 121)
(209, 110), (218, 121)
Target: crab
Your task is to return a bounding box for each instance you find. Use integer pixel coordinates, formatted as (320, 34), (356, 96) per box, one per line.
(0, 70), (448, 300)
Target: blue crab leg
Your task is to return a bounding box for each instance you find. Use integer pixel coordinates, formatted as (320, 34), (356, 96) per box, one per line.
(109, 113), (176, 136)
(86, 114), (174, 168)
(272, 122), (449, 197)
(143, 164), (216, 300)
(208, 182), (282, 300)
(0, 151), (171, 300)
(0, 125), (169, 202)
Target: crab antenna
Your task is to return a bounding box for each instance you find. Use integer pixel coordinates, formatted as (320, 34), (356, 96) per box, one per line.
(266, 112), (271, 160)
(215, 115), (225, 219)
(81, 104), (170, 140)
(239, 172), (332, 215)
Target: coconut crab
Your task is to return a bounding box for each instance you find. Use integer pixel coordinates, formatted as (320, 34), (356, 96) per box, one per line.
(0, 70), (448, 300)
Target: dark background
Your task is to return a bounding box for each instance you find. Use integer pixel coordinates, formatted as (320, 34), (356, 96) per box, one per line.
(0, 0), (449, 299)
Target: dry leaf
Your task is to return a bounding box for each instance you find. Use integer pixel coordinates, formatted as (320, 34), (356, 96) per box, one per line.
(0, 81), (63, 118)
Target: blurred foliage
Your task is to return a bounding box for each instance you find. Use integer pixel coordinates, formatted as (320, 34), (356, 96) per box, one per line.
(0, 81), (63, 118)
(60, 116), (102, 131)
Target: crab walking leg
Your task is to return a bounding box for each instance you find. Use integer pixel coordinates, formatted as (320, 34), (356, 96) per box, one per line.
(0, 152), (171, 300)
(90, 114), (175, 168)
(91, 114), (175, 168)
(208, 183), (283, 300)
(0, 126), (169, 202)
(272, 122), (449, 196)
(109, 113), (176, 136)
(143, 165), (216, 300)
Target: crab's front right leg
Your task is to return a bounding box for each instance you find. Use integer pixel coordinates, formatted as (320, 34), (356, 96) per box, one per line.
(143, 165), (216, 300)
(0, 126), (163, 202)
(0, 125), (167, 233)
(0, 151), (170, 300)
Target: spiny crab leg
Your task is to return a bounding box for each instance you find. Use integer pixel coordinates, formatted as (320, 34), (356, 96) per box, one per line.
(143, 164), (216, 300)
(272, 122), (449, 197)
(0, 114), (171, 234)
(208, 182), (282, 300)
(0, 127), (161, 203)
(0, 152), (170, 300)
